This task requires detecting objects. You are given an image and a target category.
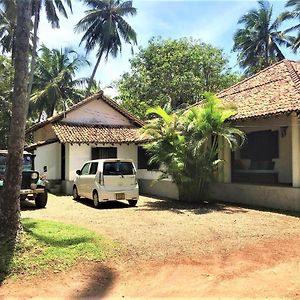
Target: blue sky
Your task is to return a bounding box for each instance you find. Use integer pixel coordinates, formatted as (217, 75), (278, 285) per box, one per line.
(38, 0), (297, 96)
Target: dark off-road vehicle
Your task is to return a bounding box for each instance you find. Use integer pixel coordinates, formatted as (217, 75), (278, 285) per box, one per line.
(0, 150), (48, 208)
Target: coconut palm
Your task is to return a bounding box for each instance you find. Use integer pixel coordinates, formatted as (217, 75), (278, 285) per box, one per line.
(0, 0), (31, 255)
(28, 0), (73, 98)
(29, 45), (88, 121)
(233, 0), (291, 75)
(0, 0), (16, 54)
(75, 0), (137, 96)
(142, 93), (245, 202)
(280, 0), (300, 52)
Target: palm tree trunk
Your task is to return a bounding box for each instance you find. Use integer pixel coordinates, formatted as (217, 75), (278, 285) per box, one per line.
(0, 0), (31, 253)
(27, 0), (41, 100)
(86, 49), (103, 97)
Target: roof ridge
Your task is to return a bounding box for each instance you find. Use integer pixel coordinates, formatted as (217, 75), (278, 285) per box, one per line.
(26, 91), (144, 133)
(54, 122), (137, 129)
(284, 60), (300, 92)
(26, 92), (103, 133)
(101, 94), (144, 127)
(218, 59), (294, 97)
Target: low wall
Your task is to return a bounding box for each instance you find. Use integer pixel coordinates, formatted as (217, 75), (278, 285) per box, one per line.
(138, 179), (179, 200)
(61, 180), (73, 195)
(209, 183), (300, 212)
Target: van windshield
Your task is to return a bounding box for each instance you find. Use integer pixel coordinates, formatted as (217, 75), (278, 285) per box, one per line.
(103, 162), (134, 176)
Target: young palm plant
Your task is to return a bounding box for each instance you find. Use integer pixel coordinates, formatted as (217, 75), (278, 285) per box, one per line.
(142, 93), (245, 202)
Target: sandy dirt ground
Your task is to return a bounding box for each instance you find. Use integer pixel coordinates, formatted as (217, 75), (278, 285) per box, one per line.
(1, 194), (300, 299)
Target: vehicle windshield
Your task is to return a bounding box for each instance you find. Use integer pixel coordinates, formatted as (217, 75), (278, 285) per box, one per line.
(103, 162), (134, 176)
(0, 153), (33, 176)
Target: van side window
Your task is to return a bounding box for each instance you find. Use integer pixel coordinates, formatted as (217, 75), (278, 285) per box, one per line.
(81, 163), (90, 175)
(89, 162), (98, 175)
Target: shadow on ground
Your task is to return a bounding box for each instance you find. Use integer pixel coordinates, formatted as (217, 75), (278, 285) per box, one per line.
(75, 198), (132, 210)
(20, 199), (41, 211)
(0, 239), (15, 284)
(73, 263), (116, 299)
(140, 194), (248, 215)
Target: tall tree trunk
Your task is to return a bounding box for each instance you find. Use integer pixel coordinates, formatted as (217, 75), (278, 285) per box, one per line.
(85, 50), (103, 97)
(27, 0), (41, 100)
(0, 0), (32, 245)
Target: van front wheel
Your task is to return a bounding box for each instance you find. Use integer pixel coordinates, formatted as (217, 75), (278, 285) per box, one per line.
(93, 191), (101, 208)
(128, 200), (137, 207)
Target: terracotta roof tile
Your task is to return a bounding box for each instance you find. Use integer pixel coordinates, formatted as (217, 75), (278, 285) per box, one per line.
(204, 59), (300, 120)
(52, 122), (144, 144)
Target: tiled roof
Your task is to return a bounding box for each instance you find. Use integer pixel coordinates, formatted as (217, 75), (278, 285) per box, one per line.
(52, 122), (144, 144)
(26, 91), (144, 133)
(212, 59), (300, 120)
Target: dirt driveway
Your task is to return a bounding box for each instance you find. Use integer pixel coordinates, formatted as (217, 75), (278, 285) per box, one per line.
(1, 194), (300, 299)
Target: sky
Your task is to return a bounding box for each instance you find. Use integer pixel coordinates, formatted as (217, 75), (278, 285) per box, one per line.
(38, 0), (297, 96)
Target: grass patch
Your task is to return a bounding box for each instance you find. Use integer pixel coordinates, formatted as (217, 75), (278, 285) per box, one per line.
(1, 218), (114, 280)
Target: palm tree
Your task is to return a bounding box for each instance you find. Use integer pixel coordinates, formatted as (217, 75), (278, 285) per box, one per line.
(142, 93), (245, 202)
(75, 0), (137, 96)
(29, 45), (88, 121)
(233, 0), (291, 75)
(0, 0), (16, 54)
(0, 0), (31, 260)
(280, 0), (300, 52)
(28, 0), (73, 98)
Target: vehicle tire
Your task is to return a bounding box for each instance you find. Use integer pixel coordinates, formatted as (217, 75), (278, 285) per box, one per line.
(128, 200), (137, 207)
(35, 189), (48, 208)
(73, 186), (80, 200)
(93, 191), (101, 208)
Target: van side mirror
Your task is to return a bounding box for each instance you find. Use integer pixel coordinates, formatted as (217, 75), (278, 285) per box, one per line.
(76, 170), (82, 175)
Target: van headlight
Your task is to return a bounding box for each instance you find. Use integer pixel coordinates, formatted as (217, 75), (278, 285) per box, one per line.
(31, 172), (38, 180)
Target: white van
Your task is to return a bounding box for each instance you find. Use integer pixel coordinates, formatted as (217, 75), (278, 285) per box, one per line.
(73, 159), (139, 208)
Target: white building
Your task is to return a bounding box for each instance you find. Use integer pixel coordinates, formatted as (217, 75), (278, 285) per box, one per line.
(26, 91), (175, 197)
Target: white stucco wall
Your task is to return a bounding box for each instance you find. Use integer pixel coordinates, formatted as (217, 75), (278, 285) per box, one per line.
(34, 142), (61, 180)
(209, 183), (300, 212)
(63, 99), (131, 126)
(235, 115), (292, 184)
(66, 143), (139, 182)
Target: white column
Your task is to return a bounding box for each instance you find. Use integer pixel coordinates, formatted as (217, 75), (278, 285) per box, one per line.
(217, 137), (224, 183)
(223, 140), (231, 183)
(291, 113), (300, 187)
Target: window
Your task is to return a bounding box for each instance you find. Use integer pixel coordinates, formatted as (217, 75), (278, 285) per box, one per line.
(81, 163), (90, 175)
(103, 162), (134, 176)
(89, 162), (98, 175)
(241, 130), (279, 160)
(138, 147), (159, 170)
(0, 154), (7, 175)
(91, 147), (117, 159)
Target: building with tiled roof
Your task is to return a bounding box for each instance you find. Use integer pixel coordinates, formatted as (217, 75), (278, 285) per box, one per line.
(207, 59), (300, 212)
(218, 59), (300, 120)
(26, 91), (154, 195)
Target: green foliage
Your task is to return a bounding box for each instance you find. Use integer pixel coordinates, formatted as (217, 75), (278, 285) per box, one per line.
(142, 93), (245, 202)
(0, 0), (16, 54)
(233, 0), (292, 76)
(117, 37), (240, 118)
(1, 218), (114, 280)
(0, 54), (13, 148)
(280, 0), (300, 52)
(29, 45), (88, 121)
(75, 0), (137, 95)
